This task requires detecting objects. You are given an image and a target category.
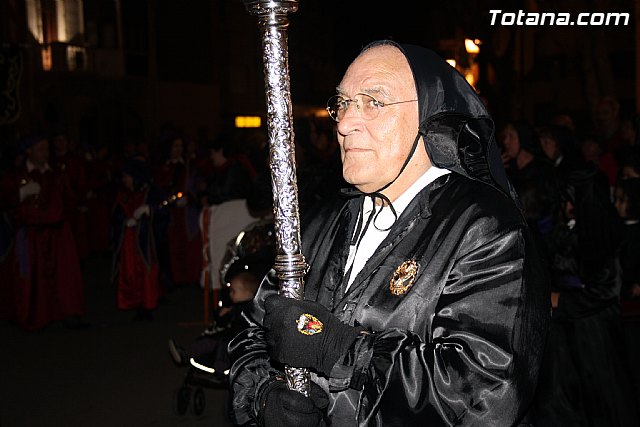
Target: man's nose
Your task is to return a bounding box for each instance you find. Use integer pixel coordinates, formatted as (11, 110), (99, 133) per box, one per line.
(337, 101), (362, 135)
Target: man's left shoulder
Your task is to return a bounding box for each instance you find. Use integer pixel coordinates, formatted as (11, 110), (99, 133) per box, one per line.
(436, 174), (523, 225)
(433, 177), (528, 258)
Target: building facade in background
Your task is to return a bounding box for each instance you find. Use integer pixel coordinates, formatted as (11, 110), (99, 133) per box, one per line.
(0, 0), (635, 151)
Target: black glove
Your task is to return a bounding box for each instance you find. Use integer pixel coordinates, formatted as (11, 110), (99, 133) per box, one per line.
(263, 295), (362, 376)
(260, 379), (329, 427)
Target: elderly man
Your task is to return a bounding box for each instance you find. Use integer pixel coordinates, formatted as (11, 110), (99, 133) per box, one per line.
(229, 41), (548, 426)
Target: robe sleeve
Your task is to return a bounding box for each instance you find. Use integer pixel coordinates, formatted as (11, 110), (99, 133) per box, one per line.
(228, 270), (283, 426)
(330, 226), (543, 426)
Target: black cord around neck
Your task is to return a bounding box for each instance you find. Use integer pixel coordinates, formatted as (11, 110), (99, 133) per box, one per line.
(340, 131), (422, 236)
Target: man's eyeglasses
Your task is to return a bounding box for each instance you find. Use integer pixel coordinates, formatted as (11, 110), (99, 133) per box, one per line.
(326, 93), (418, 122)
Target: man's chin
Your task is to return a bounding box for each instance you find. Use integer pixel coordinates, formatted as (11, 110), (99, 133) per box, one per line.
(343, 169), (379, 193)
(349, 182), (377, 194)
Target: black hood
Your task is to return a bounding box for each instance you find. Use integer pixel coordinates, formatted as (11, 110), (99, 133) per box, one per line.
(373, 41), (518, 204)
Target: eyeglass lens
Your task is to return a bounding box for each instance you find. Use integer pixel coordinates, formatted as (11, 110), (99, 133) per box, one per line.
(328, 94), (380, 122)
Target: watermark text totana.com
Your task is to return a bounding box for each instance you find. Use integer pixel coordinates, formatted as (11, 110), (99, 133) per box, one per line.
(489, 10), (630, 26)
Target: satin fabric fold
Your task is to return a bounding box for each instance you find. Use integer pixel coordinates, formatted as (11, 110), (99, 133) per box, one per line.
(229, 174), (548, 426)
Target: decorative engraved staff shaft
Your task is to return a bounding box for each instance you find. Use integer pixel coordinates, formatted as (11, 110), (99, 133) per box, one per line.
(242, 0), (310, 396)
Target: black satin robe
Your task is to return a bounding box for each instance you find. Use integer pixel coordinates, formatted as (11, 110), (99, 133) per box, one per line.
(229, 173), (548, 426)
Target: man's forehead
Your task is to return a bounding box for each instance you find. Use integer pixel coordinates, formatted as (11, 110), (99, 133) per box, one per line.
(338, 45), (414, 95)
(335, 85), (390, 97)
(357, 44), (404, 62)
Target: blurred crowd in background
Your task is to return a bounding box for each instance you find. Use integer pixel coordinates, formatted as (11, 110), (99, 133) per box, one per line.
(1, 91), (640, 424)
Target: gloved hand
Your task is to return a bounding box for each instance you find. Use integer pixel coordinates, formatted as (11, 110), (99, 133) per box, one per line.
(260, 379), (328, 427)
(133, 204), (150, 220)
(19, 181), (41, 202)
(263, 295), (362, 376)
(125, 218), (137, 228)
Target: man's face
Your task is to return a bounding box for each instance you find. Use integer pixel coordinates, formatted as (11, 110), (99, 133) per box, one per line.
(540, 136), (558, 161)
(335, 45), (420, 194)
(500, 125), (520, 159)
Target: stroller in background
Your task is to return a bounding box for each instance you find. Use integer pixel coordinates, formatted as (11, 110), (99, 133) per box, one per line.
(171, 311), (234, 417)
(171, 218), (275, 417)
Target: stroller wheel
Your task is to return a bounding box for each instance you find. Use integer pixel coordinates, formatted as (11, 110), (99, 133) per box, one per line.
(173, 386), (191, 416)
(192, 387), (206, 416)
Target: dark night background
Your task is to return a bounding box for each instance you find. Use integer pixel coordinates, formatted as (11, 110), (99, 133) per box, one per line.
(0, 0), (636, 147)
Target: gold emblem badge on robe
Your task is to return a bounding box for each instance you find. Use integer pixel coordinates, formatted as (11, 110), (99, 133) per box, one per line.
(390, 260), (419, 295)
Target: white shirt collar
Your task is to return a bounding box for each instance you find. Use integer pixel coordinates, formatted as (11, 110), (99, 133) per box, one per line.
(362, 166), (450, 219)
(345, 166), (450, 289)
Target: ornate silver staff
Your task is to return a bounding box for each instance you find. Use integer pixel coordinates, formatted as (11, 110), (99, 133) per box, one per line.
(242, 0), (310, 396)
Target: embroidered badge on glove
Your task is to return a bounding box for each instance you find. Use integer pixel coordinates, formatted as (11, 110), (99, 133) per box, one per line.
(390, 259), (419, 295)
(296, 313), (323, 335)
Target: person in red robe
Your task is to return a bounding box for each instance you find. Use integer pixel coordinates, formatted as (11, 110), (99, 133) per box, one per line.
(49, 131), (90, 261)
(153, 135), (203, 286)
(112, 158), (166, 320)
(0, 136), (85, 331)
